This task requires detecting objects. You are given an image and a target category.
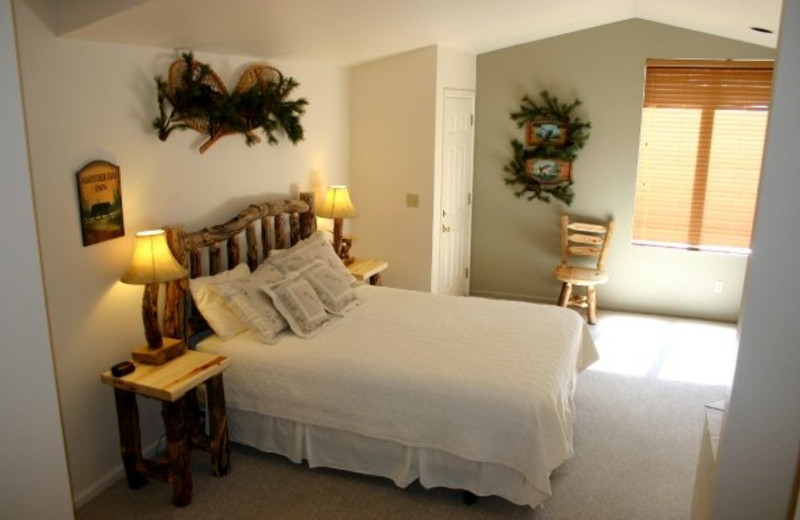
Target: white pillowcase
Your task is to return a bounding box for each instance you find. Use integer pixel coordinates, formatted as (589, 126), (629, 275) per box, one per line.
(261, 272), (336, 338)
(189, 263), (251, 339)
(298, 260), (360, 315)
(212, 263), (288, 344)
(268, 231), (356, 285)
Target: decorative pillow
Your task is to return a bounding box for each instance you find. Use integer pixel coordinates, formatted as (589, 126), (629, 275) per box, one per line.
(252, 261), (285, 281)
(189, 263), (250, 339)
(212, 264), (288, 344)
(268, 231), (356, 285)
(261, 273), (335, 338)
(299, 260), (360, 315)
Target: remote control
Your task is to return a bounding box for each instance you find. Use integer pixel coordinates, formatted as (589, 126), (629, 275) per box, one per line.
(111, 361), (135, 377)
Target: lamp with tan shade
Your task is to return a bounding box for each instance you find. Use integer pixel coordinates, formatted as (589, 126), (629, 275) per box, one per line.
(317, 185), (358, 264)
(121, 229), (189, 365)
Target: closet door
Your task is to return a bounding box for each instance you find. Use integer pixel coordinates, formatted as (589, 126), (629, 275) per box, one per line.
(437, 89), (475, 296)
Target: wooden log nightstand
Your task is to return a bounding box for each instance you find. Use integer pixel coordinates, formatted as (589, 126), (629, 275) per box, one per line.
(100, 350), (231, 506)
(347, 258), (388, 286)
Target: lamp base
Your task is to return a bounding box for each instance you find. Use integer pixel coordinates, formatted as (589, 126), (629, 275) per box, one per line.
(131, 337), (186, 365)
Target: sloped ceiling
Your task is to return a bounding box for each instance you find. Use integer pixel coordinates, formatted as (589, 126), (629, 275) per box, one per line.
(41, 0), (781, 64)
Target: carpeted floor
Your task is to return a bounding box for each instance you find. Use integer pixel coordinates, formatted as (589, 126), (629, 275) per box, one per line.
(77, 311), (735, 520)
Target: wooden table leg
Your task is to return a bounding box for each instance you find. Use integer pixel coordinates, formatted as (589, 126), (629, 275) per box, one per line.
(370, 273), (382, 286)
(162, 398), (192, 507)
(206, 374), (231, 477)
(113, 389), (148, 489)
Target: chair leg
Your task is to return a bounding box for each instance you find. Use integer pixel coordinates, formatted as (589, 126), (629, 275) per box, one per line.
(587, 286), (597, 325)
(558, 283), (572, 307)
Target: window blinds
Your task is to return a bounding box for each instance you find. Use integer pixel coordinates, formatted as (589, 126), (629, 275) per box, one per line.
(632, 59), (773, 252)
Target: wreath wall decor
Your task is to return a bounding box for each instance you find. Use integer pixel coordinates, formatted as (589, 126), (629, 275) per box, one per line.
(503, 90), (591, 205)
(153, 52), (309, 154)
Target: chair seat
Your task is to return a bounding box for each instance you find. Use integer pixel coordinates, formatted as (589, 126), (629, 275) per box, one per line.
(553, 264), (609, 285)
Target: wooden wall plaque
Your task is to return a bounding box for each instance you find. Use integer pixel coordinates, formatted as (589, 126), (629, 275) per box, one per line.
(77, 160), (125, 246)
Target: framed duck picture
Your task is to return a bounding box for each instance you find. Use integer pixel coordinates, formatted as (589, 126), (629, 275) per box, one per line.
(524, 157), (572, 185)
(526, 119), (568, 147)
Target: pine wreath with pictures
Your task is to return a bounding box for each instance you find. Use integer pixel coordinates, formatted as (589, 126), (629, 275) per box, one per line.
(504, 90), (591, 205)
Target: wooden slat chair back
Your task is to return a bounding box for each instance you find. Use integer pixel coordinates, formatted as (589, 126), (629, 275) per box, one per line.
(553, 215), (614, 324)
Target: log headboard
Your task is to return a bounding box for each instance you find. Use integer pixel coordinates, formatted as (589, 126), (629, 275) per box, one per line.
(162, 191), (316, 342)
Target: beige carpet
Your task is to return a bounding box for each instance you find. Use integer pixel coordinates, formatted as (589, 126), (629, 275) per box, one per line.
(77, 311), (735, 519)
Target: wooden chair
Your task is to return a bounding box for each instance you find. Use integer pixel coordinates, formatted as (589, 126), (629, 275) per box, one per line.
(553, 215), (614, 325)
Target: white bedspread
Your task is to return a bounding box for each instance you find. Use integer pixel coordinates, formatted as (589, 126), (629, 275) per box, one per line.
(199, 285), (597, 500)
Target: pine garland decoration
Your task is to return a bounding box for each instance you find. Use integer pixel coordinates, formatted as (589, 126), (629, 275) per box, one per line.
(504, 90), (590, 205)
(153, 52), (308, 153)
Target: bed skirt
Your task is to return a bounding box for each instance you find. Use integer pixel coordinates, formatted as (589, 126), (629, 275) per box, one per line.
(228, 407), (551, 509)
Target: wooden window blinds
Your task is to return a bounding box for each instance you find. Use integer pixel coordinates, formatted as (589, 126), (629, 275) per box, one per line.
(632, 59), (774, 252)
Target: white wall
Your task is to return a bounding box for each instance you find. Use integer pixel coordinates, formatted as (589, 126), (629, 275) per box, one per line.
(430, 46), (477, 291)
(14, 0), (350, 505)
(0, 0), (74, 517)
(711, 0), (800, 516)
(473, 20), (775, 322)
(350, 45), (475, 291)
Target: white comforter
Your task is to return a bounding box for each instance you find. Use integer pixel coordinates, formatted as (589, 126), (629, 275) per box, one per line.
(200, 285), (597, 500)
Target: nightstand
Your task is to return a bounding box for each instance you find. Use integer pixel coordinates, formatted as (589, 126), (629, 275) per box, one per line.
(348, 258), (388, 285)
(101, 350), (231, 506)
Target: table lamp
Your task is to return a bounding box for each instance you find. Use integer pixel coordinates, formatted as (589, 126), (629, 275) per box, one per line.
(121, 229), (188, 364)
(318, 185), (358, 264)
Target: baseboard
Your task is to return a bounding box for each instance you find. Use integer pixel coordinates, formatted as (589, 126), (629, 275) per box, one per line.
(73, 438), (161, 510)
(469, 289), (556, 305)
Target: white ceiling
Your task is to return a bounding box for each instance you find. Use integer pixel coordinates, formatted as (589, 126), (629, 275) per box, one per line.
(48, 0), (781, 65)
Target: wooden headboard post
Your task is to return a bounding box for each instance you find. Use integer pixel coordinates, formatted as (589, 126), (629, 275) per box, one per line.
(163, 191), (316, 341)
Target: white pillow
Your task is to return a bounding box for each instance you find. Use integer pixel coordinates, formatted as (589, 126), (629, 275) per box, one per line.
(212, 264), (288, 344)
(261, 272), (336, 338)
(268, 231), (356, 285)
(299, 260), (360, 315)
(189, 263), (251, 339)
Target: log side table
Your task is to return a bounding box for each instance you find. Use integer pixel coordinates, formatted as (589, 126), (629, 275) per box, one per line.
(101, 349), (231, 506)
(347, 258), (388, 286)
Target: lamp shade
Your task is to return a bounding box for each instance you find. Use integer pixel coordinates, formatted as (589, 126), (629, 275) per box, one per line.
(120, 229), (188, 285)
(317, 185), (358, 219)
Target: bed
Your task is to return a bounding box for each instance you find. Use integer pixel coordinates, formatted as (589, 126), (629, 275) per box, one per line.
(160, 192), (598, 509)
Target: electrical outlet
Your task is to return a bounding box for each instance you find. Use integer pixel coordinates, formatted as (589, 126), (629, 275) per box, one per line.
(713, 280), (724, 293)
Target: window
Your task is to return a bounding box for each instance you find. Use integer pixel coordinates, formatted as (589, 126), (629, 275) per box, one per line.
(632, 59), (773, 253)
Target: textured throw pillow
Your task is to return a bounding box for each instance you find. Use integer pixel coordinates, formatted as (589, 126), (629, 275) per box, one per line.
(212, 264), (288, 344)
(268, 231), (356, 285)
(189, 263), (251, 339)
(302, 232), (358, 284)
(267, 240), (314, 273)
(299, 260), (359, 315)
(261, 273), (335, 338)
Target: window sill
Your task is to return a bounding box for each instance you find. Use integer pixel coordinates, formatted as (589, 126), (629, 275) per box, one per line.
(631, 240), (751, 257)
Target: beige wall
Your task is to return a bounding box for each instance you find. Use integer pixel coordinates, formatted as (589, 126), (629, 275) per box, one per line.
(712, 0), (800, 516)
(472, 19), (775, 322)
(1, 0), (74, 516)
(350, 45), (475, 291)
(14, 0), (350, 505)
(350, 46), (438, 290)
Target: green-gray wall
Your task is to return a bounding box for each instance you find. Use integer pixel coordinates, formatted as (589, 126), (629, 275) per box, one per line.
(472, 19), (775, 322)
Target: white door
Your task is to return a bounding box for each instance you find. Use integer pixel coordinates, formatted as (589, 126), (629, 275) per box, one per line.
(437, 90), (475, 296)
